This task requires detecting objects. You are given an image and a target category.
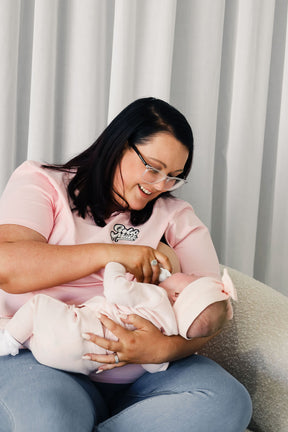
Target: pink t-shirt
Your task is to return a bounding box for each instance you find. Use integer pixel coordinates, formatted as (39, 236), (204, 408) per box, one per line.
(0, 161), (221, 383)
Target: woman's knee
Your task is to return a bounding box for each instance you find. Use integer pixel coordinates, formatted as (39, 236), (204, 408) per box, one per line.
(0, 351), (107, 432)
(108, 355), (252, 432)
(180, 355), (252, 430)
(218, 374), (252, 431)
(98, 388), (251, 432)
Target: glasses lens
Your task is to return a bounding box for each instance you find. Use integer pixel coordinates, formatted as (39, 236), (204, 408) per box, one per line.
(142, 168), (184, 191)
(143, 167), (164, 184)
(165, 178), (185, 191)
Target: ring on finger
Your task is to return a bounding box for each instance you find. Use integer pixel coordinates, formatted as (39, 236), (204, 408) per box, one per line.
(151, 259), (158, 266)
(114, 352), (120, 364)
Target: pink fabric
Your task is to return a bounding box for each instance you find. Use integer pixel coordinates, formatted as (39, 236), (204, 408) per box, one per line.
(160, 269), (237, 339)
(5, 262), (178, 379)
(4, 263), (236, 383)
(0, 161), (223, 383)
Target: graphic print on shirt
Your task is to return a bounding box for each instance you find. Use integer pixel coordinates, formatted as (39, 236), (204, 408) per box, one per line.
(110, 224), (139, 242)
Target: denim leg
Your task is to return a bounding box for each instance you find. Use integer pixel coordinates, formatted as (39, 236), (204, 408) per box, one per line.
(97, 355), (252, 432)
(0, 350), (108, 432)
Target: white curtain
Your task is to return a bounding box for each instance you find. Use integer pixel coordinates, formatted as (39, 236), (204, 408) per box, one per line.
(0, 0), (287, 295)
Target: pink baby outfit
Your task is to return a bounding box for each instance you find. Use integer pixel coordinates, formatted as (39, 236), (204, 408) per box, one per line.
(3, 263), (236, 378)
(4, 262), (176, 375)
(0, 161), (226, 383)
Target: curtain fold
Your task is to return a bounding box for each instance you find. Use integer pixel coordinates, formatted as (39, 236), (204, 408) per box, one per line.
(171, 0), (226, 228)
(108, 0), (177, 121)
(213, 0), (275, 275)
(0, 0), (287, 295)
(0, 0), (21, 177)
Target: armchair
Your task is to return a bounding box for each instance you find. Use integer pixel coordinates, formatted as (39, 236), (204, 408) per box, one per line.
(199, 266), (288, 432)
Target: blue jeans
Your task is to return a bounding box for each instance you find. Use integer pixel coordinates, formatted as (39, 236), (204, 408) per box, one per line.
(0, 350), (252, 432)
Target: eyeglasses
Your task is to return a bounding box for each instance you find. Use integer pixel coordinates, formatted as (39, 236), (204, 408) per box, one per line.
(131, 145), (187, 191)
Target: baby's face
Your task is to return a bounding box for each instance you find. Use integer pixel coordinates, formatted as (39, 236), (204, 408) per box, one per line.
(159, 273), (194, 304)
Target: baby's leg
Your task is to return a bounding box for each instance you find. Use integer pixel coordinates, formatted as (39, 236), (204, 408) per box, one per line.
(0, 294), (62, 356)
(157, 242), (181, 273)
(8, 294), (105, 374)
(5, 294), (66, 345)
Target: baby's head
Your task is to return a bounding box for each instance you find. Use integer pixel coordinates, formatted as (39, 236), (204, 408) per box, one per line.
(159, 272), (196, 304)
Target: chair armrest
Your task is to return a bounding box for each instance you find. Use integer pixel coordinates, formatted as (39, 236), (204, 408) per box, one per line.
(199, 266), (288, 432)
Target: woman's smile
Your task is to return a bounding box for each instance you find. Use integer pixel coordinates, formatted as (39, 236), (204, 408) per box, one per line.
(138, 184), (152, 196)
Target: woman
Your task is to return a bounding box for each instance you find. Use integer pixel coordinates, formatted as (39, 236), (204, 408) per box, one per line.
(0, 97), (252, 431)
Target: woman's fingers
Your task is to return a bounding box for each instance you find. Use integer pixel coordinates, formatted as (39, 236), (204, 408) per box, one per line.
(155, 250), (172, 273)
(142, 259), (156, 283)
(142, 248), (172, 284)
(82, 313), (168, 370)
(82, 315), (129, 370)
(114, 244), (171, 283)
(82, 314), (126, 352)
(83, 332), (120, 352)
(96, 361), (127, 372)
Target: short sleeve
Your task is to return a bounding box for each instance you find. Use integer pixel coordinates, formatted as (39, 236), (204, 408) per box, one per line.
(165, 203), (221, 279)
(0, 161), (57, 240)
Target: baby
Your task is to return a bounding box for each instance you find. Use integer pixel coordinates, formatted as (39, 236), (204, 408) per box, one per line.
(0, 261), (236, 375)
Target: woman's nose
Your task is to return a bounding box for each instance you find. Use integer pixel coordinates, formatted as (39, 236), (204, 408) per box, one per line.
(152, 179), (167, 191)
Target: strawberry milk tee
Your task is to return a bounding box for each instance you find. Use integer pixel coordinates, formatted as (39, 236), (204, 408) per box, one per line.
(0, 161), (221, 383)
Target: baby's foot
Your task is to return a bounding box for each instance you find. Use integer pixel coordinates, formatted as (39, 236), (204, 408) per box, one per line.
(0, 329), (22, 356)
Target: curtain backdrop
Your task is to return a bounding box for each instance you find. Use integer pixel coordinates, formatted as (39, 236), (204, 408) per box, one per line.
(1, 0), (287, 295)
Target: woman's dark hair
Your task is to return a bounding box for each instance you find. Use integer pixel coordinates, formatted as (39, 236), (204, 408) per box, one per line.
(43, 97), (194, 226)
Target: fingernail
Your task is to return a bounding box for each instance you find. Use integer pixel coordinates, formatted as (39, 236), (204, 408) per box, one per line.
(82, 333), (91, 340)
(96, 369), (103, 374)
(82, 355), (91, 360)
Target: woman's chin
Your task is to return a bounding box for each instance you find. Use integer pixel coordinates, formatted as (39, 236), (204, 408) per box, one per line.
(128, 203), (146, 211)
(123, 189), (156, 211)
(127, 198), (151, 211)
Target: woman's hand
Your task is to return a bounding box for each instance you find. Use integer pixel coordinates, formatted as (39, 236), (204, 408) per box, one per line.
(82, 314), (171, 372)
(107, 244), (172, 284)
(82, 313), (217, 372)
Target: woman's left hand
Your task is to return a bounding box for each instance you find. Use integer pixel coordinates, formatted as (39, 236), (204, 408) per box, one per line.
(82, 313), (168, 372)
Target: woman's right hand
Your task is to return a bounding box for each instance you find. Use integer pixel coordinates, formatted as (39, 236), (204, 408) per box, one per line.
(106, 244), (171, 284)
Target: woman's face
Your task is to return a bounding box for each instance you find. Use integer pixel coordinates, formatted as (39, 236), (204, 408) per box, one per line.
(113, 132), (189, 211)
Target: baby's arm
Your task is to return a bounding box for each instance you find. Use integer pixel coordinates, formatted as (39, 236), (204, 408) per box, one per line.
(103, 262), (178, 336)
(186, 300), (229, 338)
(104, 262), (166, 307)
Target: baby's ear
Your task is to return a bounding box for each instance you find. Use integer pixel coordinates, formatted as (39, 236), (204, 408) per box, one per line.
(171, 291), (180, 303)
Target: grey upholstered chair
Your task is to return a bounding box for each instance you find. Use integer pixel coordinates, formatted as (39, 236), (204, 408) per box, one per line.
(200, 266), (288, 432)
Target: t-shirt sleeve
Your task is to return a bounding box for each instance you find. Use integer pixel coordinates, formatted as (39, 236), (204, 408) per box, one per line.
(165, 203), (221, 279)
(0, 162), (57, 240)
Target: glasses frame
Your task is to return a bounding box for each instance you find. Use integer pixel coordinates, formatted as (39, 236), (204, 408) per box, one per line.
(131, 144), (187, 191)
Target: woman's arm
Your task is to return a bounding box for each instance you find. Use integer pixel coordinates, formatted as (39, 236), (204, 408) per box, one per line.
(82, 314), (218, 371)
(0, 225), (171, 294)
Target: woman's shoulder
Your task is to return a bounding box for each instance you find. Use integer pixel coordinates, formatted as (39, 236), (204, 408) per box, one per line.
(154, 196), (195, 215)
(152, 196), (207, 233)
(13, 160), (62, 179)
(10, 160), (70, 192)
